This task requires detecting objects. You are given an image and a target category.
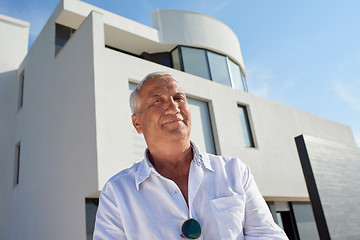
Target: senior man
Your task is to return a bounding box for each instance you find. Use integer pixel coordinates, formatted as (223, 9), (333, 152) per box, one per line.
(93, 72), (288, 240)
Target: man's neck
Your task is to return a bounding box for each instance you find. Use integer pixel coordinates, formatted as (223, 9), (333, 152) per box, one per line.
(147, 140), (193, 177)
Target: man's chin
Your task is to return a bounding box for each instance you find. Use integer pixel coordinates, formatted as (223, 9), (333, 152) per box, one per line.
(163, 121), (187, 130)
(164, 128), (190, 139)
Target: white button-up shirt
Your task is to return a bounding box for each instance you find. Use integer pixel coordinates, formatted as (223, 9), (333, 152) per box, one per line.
(94, 143), (288, 240)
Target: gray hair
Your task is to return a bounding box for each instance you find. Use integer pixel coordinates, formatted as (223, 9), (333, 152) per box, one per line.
(130, 72), (173, 114)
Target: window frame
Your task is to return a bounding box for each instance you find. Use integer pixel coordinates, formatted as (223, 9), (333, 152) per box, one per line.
(173, 45), (247, 92)
(237, 104), (256, 148)
(187, 96), (217, 155)
(206, 50), (232, 87)
(55, 23), (76, 56)
(178, 46), (212, 80)
(85, 198), (99, 239)
(14, 142), (21, 186)
(228, 58), (247, 92)
(18, 70), (25, 109)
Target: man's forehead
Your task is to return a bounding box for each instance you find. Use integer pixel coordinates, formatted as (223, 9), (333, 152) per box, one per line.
(141, 76), (184, 93)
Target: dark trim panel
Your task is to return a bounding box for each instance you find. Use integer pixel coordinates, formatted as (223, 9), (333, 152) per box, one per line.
(295, 135), (331, 240)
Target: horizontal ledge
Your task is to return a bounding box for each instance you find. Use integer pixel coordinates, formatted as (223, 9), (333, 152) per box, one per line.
(264, 196), (310, 202)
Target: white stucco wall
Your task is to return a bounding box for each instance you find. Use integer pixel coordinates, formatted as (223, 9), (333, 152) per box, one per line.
(0, 15), (29, 72)
(152, 9), (246, 76)
(0, 14), (29, 240)
(56, 1), (246, 73)
(7, 8), (99, 240)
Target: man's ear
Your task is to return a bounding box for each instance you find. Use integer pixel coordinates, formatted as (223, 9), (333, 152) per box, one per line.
(132, 114), (143, 134)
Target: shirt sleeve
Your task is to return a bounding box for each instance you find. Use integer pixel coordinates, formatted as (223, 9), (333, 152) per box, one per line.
(241, 164), (289, 240)
(93, 183), (127, 240)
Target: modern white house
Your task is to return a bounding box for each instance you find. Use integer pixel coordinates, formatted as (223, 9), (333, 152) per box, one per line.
(1, 0), (359, 239)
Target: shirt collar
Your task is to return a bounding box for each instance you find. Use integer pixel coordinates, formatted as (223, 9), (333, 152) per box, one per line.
(190, 141), (214, 172)
(134, 141), (214, 191)
(135, 149), (155, 191)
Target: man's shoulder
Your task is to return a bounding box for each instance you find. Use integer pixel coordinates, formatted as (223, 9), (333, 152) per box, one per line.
(105, 161), (142, 186)
(205, 152), (247, 169)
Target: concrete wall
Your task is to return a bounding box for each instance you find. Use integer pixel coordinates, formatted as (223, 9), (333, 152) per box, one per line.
(7, 7), (99, 240)
(0, 14), (29, 240)
(298, 135), (360, 240)
(153, 9), (246, 75)
(242, 94), (355, 198)
(0, 15), (29, 71)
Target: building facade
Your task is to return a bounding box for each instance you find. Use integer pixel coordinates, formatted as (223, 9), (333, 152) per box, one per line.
(1, 0), (358, 239)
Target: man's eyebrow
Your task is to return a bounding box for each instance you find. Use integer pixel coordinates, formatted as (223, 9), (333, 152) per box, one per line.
(150, 92), (185, 97)
(149, 94), (162, 98)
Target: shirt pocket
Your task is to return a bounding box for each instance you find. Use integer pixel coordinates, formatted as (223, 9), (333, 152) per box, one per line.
(209, 195), (245, 240)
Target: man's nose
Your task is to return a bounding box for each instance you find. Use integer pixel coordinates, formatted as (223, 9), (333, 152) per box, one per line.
(164, 98), (180, 114)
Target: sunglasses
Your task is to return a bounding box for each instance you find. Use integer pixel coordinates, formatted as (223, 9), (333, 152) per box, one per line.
(181, 218), (202, 239)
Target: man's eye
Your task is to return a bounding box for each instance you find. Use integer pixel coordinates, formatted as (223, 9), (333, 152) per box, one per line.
(175, 96), (185, 101)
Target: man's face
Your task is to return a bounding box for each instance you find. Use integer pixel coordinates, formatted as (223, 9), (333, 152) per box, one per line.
(132, 76), (191, 146)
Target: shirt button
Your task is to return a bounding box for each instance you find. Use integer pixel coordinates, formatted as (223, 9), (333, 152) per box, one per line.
(174, 190), (179, 194)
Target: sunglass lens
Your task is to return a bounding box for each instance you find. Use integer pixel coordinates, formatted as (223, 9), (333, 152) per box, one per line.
(182, 218), (201, 239)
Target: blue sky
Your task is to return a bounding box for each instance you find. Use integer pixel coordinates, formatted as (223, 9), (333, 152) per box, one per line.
(1, 0), (359, 146)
